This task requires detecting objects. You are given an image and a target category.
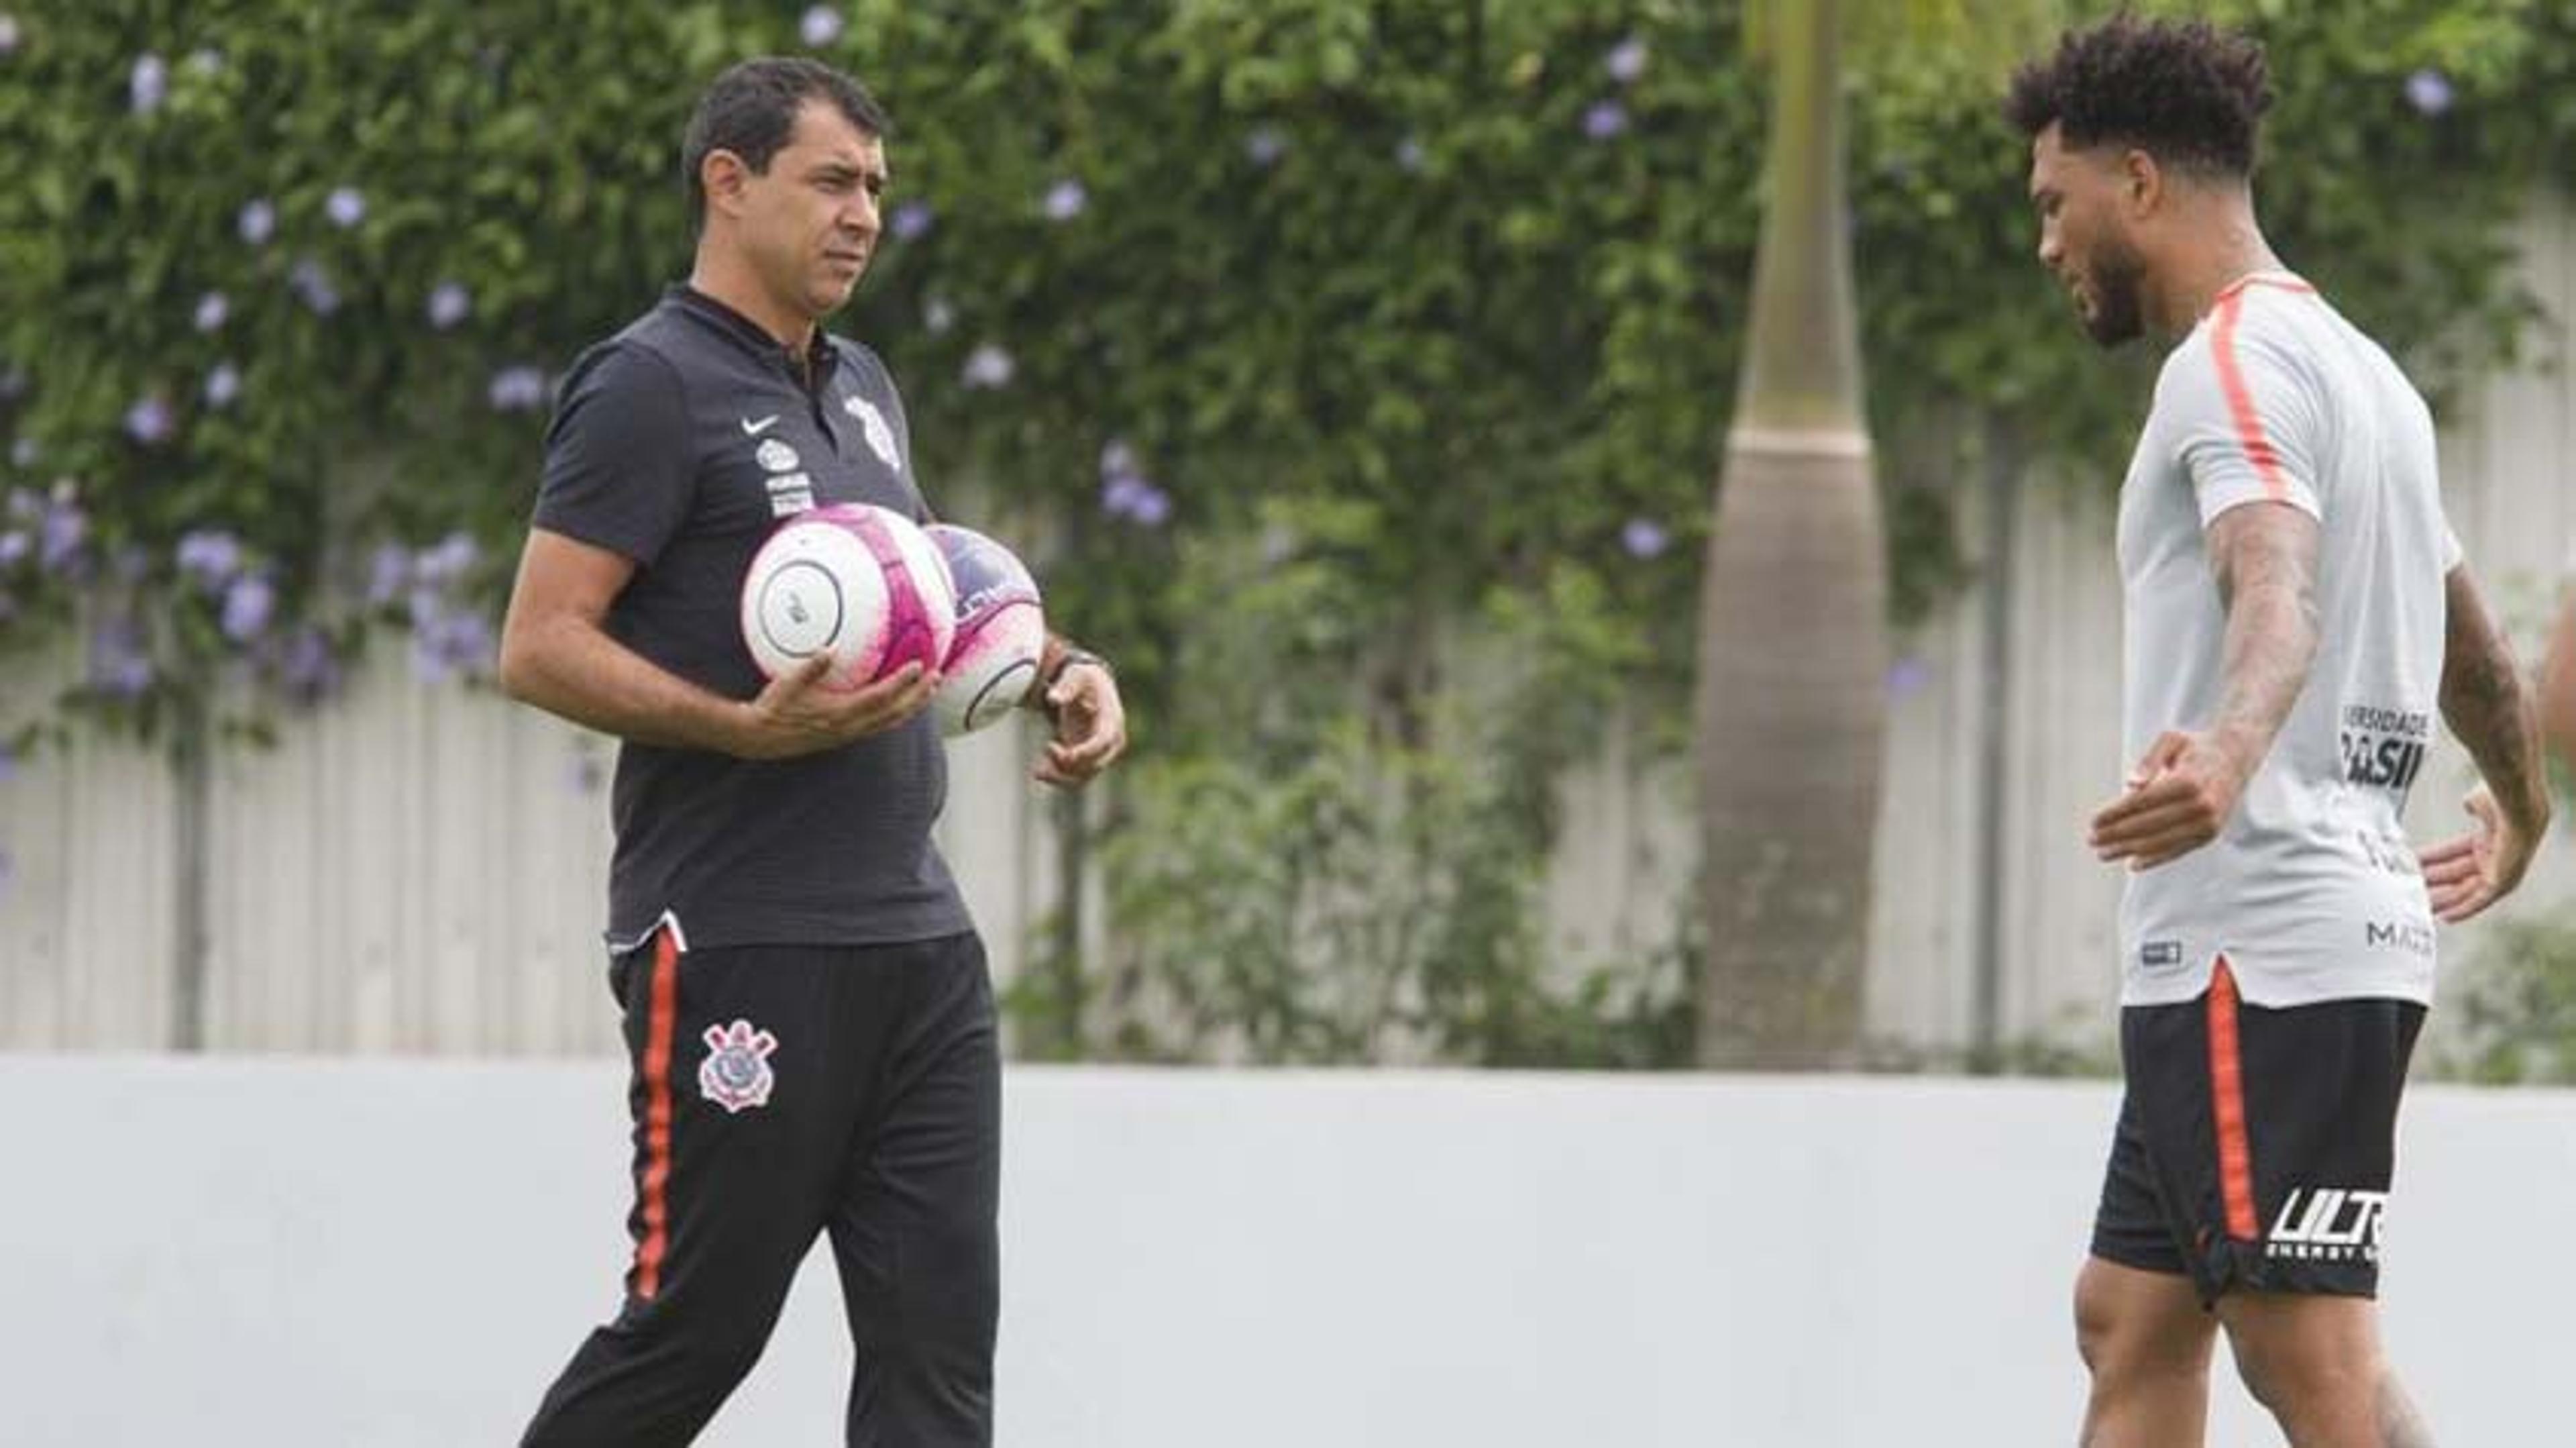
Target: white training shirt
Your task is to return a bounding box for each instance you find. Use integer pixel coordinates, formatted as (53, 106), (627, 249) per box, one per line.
(2116, 271), (2459, 1009)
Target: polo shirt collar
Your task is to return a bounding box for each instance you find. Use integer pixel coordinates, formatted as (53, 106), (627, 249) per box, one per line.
(666, 283), (839, 386)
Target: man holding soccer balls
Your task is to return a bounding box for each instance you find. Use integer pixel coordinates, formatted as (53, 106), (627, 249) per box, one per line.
(497, 56), (1122, 1448)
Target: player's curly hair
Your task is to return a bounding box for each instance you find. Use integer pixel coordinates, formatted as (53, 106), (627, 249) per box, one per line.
(2004, 12), (2273, 180)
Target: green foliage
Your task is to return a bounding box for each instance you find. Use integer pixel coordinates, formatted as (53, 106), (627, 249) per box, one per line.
(3, 1), (2573, 1063)
(2433, 902), (2576, 1084)
(0, 0), (720, 739)
(1001, 490), (1693, 1066)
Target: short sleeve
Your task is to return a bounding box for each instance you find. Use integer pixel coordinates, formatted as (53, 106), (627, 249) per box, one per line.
(531, 342), (696, 567)
(2158, 303), (2326, 531)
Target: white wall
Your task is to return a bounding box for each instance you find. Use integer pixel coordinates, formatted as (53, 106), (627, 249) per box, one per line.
(8, 1057), (2573, 1447)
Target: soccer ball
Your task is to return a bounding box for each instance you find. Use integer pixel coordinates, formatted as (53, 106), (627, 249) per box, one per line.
(739, 503), (957, 690)
(925, 523), (1045, 736)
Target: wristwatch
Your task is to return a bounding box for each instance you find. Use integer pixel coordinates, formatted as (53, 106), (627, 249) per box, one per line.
(1036, 647), (1110, 721)
(1047, 648), (1112, 686)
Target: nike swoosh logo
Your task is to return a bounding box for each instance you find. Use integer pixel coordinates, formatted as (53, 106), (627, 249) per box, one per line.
(740, 415), (780, 435)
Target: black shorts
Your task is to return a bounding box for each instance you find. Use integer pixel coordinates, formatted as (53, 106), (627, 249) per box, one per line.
(2090, 957), (2424, 1305)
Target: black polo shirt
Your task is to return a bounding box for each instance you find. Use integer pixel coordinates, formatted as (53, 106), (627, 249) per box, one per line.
(533, 285), (970, 952)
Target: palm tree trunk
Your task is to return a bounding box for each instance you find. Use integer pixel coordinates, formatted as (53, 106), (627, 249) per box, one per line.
(1695, 0), (1887, 1070)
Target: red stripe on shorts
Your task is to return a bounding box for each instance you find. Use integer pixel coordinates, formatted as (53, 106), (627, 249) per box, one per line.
(2206, 958), (2260, 1241)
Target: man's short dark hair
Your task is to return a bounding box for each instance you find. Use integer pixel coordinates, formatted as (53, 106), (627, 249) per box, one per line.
(682, 57), (893, 221)
(2004, 13), (2272, 180)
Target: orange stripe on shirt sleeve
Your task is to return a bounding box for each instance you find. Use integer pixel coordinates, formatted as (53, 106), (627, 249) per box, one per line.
(2208, 293), (2290, 504)
(2206, 958), (2261, 1242)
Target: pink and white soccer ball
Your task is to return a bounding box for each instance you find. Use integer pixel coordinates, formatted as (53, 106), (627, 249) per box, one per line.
(925, 523), (1045, 736)
(739, 503), (957, 691)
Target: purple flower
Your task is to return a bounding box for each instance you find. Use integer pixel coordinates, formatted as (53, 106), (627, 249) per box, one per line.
(6, 488), (38, 521)
(0, 530), (25, 566)
(237, 197), (276, 246)
(364, 541), (411, 606)
(130, 53), (168, 114)
(426, 280), (471, 329)
(175, 529), (243, 588)
(274, 625), (341, 702)
(203, 362), (241, 409)
(7, 439), (35, 470)
(1605, 36), (1648, 85)
(324, 186), (366, 228)
(1395, 136), (1427, 174)
(193, 291), (229, 333)
(923, 295), (955, 335)
(409, 605), (495, 683)
(435, 619), (496, 679)
(1102, 472), (1172, 526)
(890, 201), (934, 241)
(1886, 655), (1933, 699)
(1042, 178), (1087, 221)
(38, 500), (85, 572)
(289, 256), (341, 315)
(1099, 440), (1170, 525)
(413, 530), (480, 585)
(2405, 68), (2454, 117)
(220, 573), (274, 643)
(288, 258), (338, 312)
(1620, 517), (1669, 559)
(1126, 483), (1171, 527)
(0, 15), (21, 58)
(800, 5), (844, 47)
(123, 395), (175, 445)
(488, 364), (548, 411)
(960, 343), (1014, 389)
(89, 621), (152, 697)
(1246, 127), (1287, 167)
(1582, 100), (1628, 141)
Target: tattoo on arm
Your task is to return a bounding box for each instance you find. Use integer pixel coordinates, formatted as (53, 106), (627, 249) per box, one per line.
(2207, 502), (2323, 774)
(2441, 563), (2549, 829)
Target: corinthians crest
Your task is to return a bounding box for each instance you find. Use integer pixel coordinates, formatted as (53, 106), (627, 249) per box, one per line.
(698, 1019), (779, 1113)
(843, 393), (904, 472)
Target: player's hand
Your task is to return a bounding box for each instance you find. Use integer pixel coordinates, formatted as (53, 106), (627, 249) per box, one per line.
(2418, 784), (2535, 924)
(733, 656), (937, 760)
(2088, 729), (2251, 871)
(1034, 660), (1126, 788)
